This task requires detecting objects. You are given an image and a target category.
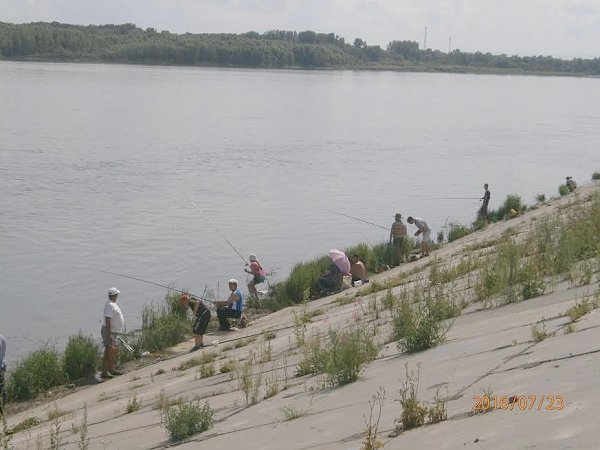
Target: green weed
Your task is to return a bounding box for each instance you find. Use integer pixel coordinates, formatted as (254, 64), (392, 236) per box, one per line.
(64, 332), (100, 381)
(164, 400), (214, 441)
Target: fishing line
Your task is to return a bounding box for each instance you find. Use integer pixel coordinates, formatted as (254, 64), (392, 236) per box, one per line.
(191, 202), (248, 264)
(325, 208), (388, 230)
(97, 269), (215, 304)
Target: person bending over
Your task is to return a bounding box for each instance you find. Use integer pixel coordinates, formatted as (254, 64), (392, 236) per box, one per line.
(407, 216), (431, 258)
(180, 293), (211, 351)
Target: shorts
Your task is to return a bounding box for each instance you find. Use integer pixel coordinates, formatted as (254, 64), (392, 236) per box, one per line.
(193, 309), (211, 335)
(422, 229), (431, 242)
(101, 326), (118, 348)
(253, 275), (266, 284)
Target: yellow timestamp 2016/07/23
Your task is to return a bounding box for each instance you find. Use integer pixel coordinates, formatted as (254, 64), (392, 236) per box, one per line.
(472, 395), (565, 411)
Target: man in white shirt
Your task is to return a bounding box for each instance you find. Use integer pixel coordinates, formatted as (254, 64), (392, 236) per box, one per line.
(101, 287), (124, 379)
(407, 216), (431, 258)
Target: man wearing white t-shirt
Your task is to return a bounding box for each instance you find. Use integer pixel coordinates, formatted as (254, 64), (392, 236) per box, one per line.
(407, 216), (431, 258)
(100, 287), (124, 379)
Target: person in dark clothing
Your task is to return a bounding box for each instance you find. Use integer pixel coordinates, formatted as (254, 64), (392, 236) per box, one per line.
(180, 294), (211, 351)
(316, 263), (343, 295)
(478, 184), (491, 222)
(0, 334), (6, 413)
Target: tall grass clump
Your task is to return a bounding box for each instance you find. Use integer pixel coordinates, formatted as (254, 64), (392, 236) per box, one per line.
(392, 295), (449, 354)
(8, 346), (65, 400)
(487, 194), (524, 222)
(136, 292), (192, 352)
(558, 184), (570, 196)
(164, 400), (214, 441)
(447, 224), (471, 243)
(297, 323), (378, 386)
(64, 332), (100, 381)
(592, 172), (600, 181)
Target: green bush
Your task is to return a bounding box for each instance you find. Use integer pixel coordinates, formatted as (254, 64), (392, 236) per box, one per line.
(64, 332), (100, 381)
(164, 400), (214, 441)
(8, 346), (65, 400)
(136, 292), (192, 353)
(593, 172), (600, 181)
(558, 184), (570, 196)
(297, 324), (378, 385)
(447, 224), (471, 243)
(496, 194), (524, 220)
(392, 296), (448, 353)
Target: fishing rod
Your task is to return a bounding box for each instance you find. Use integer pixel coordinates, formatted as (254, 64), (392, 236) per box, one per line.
(427, 197), (480, 200)
(325, 208), (388, 230)
(98, 269), (215, 304)
(192, 202), (248, 265)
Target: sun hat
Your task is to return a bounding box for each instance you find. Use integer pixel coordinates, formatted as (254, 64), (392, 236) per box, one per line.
(108, 287), (120, 296)
(228, 278), (238, 285)
(249, 254), (257, 261)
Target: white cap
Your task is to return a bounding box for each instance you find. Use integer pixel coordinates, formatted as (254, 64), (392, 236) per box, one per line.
(249, 254), (257, 262)
(228, 278), (238, 285)
(108, 287), (120, 296)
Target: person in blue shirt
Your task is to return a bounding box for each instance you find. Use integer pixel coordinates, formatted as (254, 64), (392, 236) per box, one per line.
(215, 279), (243, 331)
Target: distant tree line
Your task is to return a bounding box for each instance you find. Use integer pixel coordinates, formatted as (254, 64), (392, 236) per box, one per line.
(1, 21), (599, 75)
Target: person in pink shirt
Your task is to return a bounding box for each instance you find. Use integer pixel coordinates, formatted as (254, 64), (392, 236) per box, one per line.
(244, 254), (265, 299)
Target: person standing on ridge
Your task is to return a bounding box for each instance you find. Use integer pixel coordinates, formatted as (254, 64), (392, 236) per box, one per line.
(389, 213), (408, 265)
(214, 279), (243, 331)
(244, 254), (266, 300)
(0, 334), (6, 413)
(478, 183), (491, 222)
(100, 287), (125, 379)
(407, 216), (431, 258)
(180, 294), (211, 351)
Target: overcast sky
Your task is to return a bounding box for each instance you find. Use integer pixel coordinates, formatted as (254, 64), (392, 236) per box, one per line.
(1, 0), (599, 58)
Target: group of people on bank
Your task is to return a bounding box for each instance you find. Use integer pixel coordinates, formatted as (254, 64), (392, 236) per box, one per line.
(98, 254), (266, 378)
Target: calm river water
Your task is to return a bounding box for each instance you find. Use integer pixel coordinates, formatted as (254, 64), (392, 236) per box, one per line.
(1, 61), (599, 361)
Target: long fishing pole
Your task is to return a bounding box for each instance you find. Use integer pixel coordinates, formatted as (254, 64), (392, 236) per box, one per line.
(427, 197), (480, 200)
(98, 269), (215, 304)
(192, 202), (248, 265)
(325, 208), (388, 230)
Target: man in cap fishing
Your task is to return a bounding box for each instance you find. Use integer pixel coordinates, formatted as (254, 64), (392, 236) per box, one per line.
(214, 279), (244, 331)
(407, 216), (431, 258)
(180, 294), (211, 351)
(245, 254), (266, 300)
(100, 287), (125, 379)
(389, 213), (408, 265)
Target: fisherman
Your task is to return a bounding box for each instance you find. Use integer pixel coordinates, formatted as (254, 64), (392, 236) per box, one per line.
(478, 183), (491, 222)
(100, 287), (125, 379)
(407, 216), (431, 258)
(0, 333), (6, 413)
(180, 294), (211, 351)
(316, 263), (344, 296)
(214, 279), (243, 331)
(389, 213), (408, 265)
(349, 254), (368, 285)
(244, 253), (266, 299)
(566, 176), (577, 192)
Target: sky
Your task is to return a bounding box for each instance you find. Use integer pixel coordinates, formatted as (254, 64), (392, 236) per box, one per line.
(1, 0), (600, 59)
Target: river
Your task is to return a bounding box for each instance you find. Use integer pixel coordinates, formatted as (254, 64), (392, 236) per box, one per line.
(1, 61), (599, 362)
